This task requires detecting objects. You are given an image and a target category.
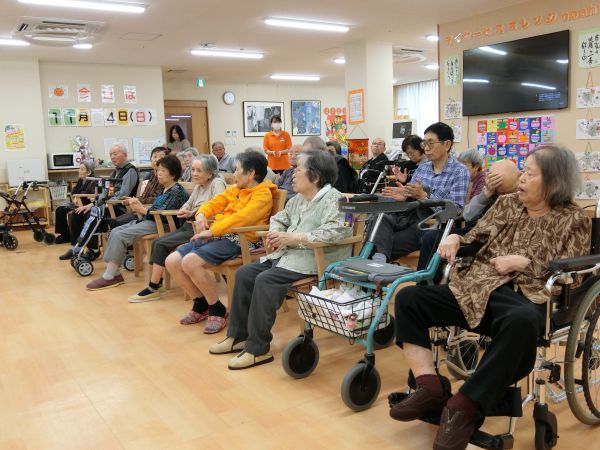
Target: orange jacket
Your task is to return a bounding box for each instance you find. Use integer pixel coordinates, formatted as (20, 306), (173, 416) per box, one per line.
(195, 180), (278, 242)
(263, 131), (292, 170)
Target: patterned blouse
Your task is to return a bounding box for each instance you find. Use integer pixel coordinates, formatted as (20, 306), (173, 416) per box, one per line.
(449, 193), (591, 328)
(143, 183), (189, 222)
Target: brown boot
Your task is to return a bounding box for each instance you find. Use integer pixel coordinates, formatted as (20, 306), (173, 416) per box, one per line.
(433, 406), (482, 450)
(389, 375), (451, 422)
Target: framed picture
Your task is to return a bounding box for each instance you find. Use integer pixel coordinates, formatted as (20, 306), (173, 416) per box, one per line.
(291, 100), (321, 136)
(243, 101), (284, 137)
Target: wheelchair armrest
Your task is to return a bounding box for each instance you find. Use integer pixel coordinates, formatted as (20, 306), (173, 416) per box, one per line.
(549, 254), (600, 272)
(456, 242), (484, 258)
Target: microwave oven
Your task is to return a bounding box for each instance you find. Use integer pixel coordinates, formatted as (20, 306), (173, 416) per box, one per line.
(47, 152), (82, 169)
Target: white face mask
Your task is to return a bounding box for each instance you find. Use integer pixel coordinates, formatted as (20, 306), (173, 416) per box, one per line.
(272, 122), (282, 131)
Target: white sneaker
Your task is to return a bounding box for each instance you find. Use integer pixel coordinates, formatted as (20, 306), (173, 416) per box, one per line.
(128, 289), (161, 303)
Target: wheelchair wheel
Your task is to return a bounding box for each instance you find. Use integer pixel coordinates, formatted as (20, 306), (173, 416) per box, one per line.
(44, 232), (56, 244)
(3, 233), (18, 250)
(281, 336), (319, 379)
(341, 362), (381, 411)
(565, 279), (600, 425)
(373, 314), (395, 350)
(446, 327), (486, 380)
(33, 230), (44, 242)
(534, 420), (557, 450)
(123, 255), (135, 272)
(76, 259), (94, 277)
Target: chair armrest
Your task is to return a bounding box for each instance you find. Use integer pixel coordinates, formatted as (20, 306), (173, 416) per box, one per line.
(150, 210), (180, 216)
(72, 193), (95, 199)
(255, 230), (269, 237)
(305, 236), (363, 248)
(549, 254), (600, 272)
(230, 225), (270, 233)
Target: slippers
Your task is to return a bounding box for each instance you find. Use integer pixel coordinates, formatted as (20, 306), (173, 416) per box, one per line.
(203, 313), (229, 334)
(179, 310), (209, 325)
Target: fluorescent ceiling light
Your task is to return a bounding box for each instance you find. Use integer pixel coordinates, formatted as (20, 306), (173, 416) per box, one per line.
(521, 82), (556, 90)
(32, 35), (74, 42)
(170, 115), (191, 118)
(264, 17), (349, 33)
(425, 63), (439, 70)
(479, 46), (507, 55)
(393, 79), (397, 84)
(17, 0), (145, 13)
(190, 48), (263, 59)
(426, 34), (439, 42)
(333, 57), (346, 64)
(463, 78), (489, 83)
(556, 59), (569, 64)
(270, 74), (320, 81)
(73, 42), (93, 49)
(0, 38), (30, 46)
(165, 118), (179, 121)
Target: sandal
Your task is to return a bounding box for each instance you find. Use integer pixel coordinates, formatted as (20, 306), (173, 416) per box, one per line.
(203, 313), (229, 334)
(179, 310), (209, 325)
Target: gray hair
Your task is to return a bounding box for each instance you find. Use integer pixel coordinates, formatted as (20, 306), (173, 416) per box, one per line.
(528, 144), (581, 208)
(194, 154), (219, 178)
(184, 147), (199, 156)
(458, 148), (484, 169)
(303, 136), (327, 152)
(81, 160), (95, 175)
(111, 143), (127, 155)
(211, 141), (225, 150)
(297, 150), (338, 189)
(176, 151), (186, 159)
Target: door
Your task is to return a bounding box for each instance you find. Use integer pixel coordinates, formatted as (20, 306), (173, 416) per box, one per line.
(164, 100), (210, 154)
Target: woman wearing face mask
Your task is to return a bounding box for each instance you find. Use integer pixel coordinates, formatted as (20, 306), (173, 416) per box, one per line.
(263, 115), (292, 174)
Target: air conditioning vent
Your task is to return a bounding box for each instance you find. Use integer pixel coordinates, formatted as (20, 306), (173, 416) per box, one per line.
(393, 48), (427, 65)
(13, 16), (104, 47)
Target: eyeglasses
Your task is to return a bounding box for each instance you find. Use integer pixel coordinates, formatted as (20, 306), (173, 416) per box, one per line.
(420, 140), (444, 150)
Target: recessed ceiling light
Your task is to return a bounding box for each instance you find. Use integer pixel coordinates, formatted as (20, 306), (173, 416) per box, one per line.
(270, 74), (320, 81)
(0, 38), (30, 46)
(73, 43), (93, 49)
(190, 48), (263, 59)
(479, 46), (507, 56)
(264, 17), (349, 33)
(17, 0), (146, 13)
(425, 63), (439, 70)
(333, 57), (346, 64)
(426, 34), (439, 42)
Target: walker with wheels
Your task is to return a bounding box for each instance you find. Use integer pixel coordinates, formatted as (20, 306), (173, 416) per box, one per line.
(281, 196), (459, 411)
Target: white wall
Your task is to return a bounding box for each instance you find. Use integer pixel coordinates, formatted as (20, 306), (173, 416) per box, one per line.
(0, 58), (47, 184)
(40, 62), (165, 164)
(163, 80), (345, 155)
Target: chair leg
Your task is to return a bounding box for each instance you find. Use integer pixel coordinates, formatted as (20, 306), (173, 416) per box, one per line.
(164, 270), (171, 290)
(214, 272), (221, 283)
(144, 239), (153, 282)
(134, 241), (143, 277)
(225, 269), (236, 308)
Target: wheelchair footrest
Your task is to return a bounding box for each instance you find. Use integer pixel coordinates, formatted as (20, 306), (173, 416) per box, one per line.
(470, 431), (514, 450)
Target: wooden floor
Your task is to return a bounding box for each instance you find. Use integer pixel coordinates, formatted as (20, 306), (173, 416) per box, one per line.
(1, 230), (597, 450)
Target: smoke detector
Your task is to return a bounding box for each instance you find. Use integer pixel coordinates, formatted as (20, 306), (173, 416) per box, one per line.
(14, 16), (104, 47)
(393, 48), (427, 64)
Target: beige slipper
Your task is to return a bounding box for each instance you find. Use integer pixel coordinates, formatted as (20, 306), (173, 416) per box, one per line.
(209, 336), (246, 355)
(228, 350), (274, 370)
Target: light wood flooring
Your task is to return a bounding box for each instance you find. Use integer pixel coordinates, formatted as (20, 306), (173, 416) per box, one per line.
(0, 230), (596, 449)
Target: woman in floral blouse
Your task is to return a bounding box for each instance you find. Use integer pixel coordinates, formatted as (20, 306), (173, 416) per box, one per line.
(390, 144), (591, 450)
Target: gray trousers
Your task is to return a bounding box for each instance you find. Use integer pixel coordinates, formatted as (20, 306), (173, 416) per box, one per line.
(150, 222), (193, 266)
(103, 219), (157, 264)
(227, 259), (308, 355)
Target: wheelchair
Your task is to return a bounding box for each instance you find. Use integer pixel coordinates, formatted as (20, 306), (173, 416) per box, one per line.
(388, 208), (600, 450)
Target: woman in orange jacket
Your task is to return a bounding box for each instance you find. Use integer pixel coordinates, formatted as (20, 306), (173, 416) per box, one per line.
(263, 115), (292, 173)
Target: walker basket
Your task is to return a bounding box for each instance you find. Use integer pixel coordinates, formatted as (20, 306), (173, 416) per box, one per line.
(289, 279), (388, 339)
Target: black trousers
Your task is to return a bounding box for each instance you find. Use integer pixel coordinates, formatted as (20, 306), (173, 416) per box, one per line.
(371, 213), (422, 261)
(227, 259), (308, 355)
(394, 284), (545, 413)
(150, 222), (193, 266)
(54, 204), (74, 236)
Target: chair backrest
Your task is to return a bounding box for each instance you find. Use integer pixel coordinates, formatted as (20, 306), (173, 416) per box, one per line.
(221, 173), (235, 185)
(272, 189), (287, 216)
(179, 181), (195, 195)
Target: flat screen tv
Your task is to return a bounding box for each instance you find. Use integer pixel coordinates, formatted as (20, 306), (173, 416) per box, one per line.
(462, 30), (569, 116)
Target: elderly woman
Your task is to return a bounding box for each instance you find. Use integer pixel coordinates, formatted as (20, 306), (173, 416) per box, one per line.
(393, 135), (427, 184)
(85, 154), (189, 290)
(389, 145), (591, 450)
(209, 150), (353, 370)
(54, 160), (96, 244)
(458, 148), (486, 203)
(180, 147), (200, 182)
(128, 155), (227, 302)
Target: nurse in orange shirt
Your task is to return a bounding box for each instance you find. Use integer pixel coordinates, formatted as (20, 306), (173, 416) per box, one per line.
(263, 115), (292, 173)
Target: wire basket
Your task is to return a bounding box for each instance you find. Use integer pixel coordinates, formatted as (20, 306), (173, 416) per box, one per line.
(289, 279), (388, 339)
(49, 184), (68, 201)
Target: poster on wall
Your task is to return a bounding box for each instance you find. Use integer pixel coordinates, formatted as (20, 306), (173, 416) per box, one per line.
(48, 85), (68, 99)
(77, 108), (91, 127)
(576, 118), (600, 139)
(324, 106), (348, 153)
(291, 100), (321, 136)
(77, 84), (91, 103)
(579, 28), (600, 68)
(123, 85), (137, 104)
(133, 137), (164, 164)
(577, 176), (600, 199)
(476, 115), (555, 170)
(444, 55), (460, 86)
(576, 87), (600, 108)
(48, 108), (62, 126)
(347, 139), (369, 170)
(576, 145), (600, 173)
(242, 101), (284, 137)
(103, 138), (129, 158)
(348, 89), (365, 124)
(4, 124), (26, 151)
(62, 108), (77, 127)
(101, 84), (115, 103)
(443, 99), (462, 119)
(91, 108), (104, 127)
(451, 124), (462, 143)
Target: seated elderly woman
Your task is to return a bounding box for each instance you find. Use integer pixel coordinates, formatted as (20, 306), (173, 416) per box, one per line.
(209, 150), (353, 370)
(127, 155), (227, 302)
(457, 148), (486, 203)
(166, 150), (277, 334)
(85, 154), (189, 290)
(390, 145), (591, 450)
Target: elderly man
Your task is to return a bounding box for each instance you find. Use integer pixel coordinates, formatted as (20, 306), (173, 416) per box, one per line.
(212, 141), (236, 173)
(361, 137), (388, 171)
(60, 143), (139, 260)
(276, 144), (303, 200)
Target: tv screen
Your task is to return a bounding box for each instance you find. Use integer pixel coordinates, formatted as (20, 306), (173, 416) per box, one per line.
(462, 30), (569, 116)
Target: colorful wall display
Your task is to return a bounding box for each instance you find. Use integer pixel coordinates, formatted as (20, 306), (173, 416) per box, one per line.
(324, 106), (348, 150)
(291, 100), (321, 136)
(4, 124), (26, 151)
(576, 86), (600, 108)
(347, 139), (369, 170)
(476, 115), (555, 169)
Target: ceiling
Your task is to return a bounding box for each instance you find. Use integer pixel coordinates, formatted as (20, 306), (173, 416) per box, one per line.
(0, 0), (533, 86)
